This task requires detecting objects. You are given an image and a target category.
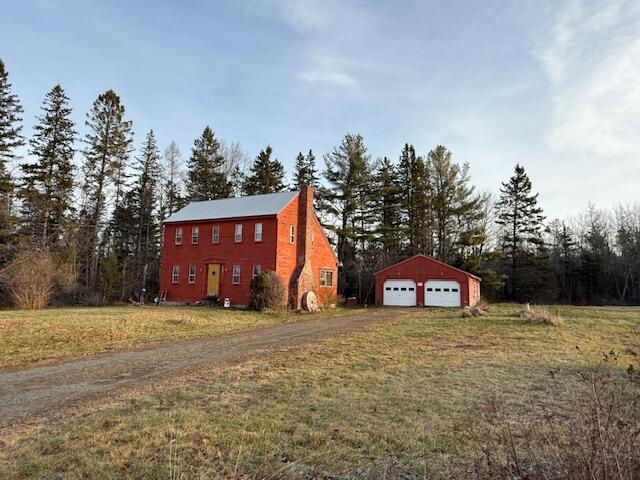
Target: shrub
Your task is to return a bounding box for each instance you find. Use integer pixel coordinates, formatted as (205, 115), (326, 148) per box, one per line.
(248, 271), (285, 311)
(463, 351), (640, 479)
(520, 305), (563, 326)
(316, 287), (338, 310)
(0, 249), (58, 309)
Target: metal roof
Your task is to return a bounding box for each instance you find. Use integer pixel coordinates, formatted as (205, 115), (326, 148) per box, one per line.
(164, 191), (298, 223)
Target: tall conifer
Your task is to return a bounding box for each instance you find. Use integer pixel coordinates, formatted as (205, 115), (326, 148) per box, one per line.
(20, 85), (75, 246)
(293, 150), (318, 190)
(495, 164), (547, 298)
(243, 146), (286, 195)
(186, 127), (231, 201)
(80, 89), (133, 287)
(0, 59), (24, 264)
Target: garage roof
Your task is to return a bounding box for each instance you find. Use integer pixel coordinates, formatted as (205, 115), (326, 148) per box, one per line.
(374, 254), (481, 281)
(164, 191), (298, 223)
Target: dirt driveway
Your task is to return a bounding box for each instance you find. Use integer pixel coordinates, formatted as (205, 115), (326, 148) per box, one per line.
(0, 308), (408, 428)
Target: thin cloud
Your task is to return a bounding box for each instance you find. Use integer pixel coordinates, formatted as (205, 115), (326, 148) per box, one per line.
(298, 70), (357, 87)
(536, 0), (640, 157)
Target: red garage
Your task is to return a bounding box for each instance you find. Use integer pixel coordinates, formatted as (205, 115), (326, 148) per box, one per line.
(374, 255), (481, 307)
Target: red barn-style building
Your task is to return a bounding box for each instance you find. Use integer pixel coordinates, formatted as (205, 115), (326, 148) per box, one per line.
(160, 187), (338, 308)
(374, 255), (481, 307)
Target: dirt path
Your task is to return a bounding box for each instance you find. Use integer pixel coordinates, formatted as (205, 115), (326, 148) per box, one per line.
(0, 309), (408, 427)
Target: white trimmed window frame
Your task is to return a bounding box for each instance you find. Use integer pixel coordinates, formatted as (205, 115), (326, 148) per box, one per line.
(320, 269), (334, 287)
(232, 265), (241, 284)
(252, 264), (261, 278)
(171, 265), (180, 283)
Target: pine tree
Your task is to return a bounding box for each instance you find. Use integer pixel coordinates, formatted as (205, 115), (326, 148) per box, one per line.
(229, 165), (244, 197)
(80, 89), (133, 288)
(549, 219), (577, 302)
(495, 164), (547, 299)
(398, 144), (432, 256)
(20, 85), (75, 246)
(129, 130), (161, 297)
(293, 150), (318, 190)
(160, 141), (184, 217)
(427, 145), (481, 263)
(0, 59), (24, 264)
(322, 133), (373, 299)
(243, 146), (286, 195)
(372, 156), (403, 265)
(186, 127), (232, 201)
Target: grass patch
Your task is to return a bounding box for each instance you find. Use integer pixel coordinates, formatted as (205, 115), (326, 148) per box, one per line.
(0, 305), (358, 368)
(0, 304), (638, 478)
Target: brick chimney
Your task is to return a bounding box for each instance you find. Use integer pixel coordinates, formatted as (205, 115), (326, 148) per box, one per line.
(289, 185), (315, 309)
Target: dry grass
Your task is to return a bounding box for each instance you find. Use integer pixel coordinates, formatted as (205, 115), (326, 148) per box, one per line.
(0, 305), (357, 368)
(0, 304), (638, 479)
(520, 305), (564, 326)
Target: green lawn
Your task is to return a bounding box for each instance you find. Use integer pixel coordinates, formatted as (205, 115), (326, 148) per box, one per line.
(1, 304), (638, 479)
(0, 305), (356, 368)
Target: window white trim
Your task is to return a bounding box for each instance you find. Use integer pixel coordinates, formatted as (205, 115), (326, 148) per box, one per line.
(235, 224), (243, 243)
(175, 227), (183, 245)
(191, 226), (199, 244)
(320, 269), (334, 287)
(252, 264), (261, 278)
(289, 224), (295, 243)
(212, 225), (220, 244)
(171, 265), (180, 283)
(188, 265), (196, 283)
(254, 222), (263, 242)
(232, 265), (241, 284)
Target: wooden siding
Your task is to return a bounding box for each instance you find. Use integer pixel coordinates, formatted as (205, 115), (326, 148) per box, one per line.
(374, 255), (480, 307)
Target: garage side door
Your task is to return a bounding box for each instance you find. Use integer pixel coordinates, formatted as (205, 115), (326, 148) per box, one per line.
(383, 279), (417, 306)
(424, 280), (461, 307)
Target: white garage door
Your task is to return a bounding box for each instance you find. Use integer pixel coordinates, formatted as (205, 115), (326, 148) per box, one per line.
(424, 280), (461, 307)
(383, 279), (417, 306)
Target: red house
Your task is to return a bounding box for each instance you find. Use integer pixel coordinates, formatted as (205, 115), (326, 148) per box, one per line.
(159, 187), (338, 308)
(374, 255), (481, 307)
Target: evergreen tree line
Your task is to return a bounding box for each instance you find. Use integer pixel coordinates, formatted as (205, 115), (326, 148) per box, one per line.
(0, 59), (638, 307)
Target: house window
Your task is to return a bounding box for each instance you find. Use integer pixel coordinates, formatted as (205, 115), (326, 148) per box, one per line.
(235, 224), (242, 243)
(171, 265), (180, 283)
(289, 225), (295, 243)
(254, 223), (263, 242)
(252, 265), (261, 278)
(232, 265), (241, 284)
(175, 227), (183, 245)
(188, 265), (196, 283)
(320, 269), (333, 287)
(212, 225), (220, 244)
(192, 226), (199, 244)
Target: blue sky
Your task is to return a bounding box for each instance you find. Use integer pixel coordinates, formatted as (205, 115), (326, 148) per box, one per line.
(2, 0), (639, 219)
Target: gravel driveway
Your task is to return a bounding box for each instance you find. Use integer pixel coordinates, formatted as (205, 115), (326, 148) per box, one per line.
(0, 308), (408, 427)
